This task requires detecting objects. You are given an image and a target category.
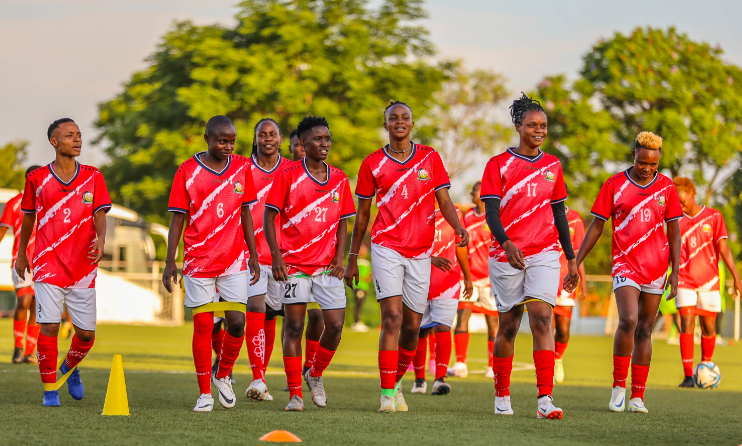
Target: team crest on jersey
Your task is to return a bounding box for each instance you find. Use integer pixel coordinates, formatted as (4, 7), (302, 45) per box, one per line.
(703, 223), (712, 233)
(544, 169), (555, 182)
(331, 191), (340, 203)
(417, 168), (430, 181)
(569, 227), (575, 236)
(82, 191), (93, 204)
(483, 223), (490, 233)
(657, 194), (666, 206)
(234, 181), (244, 194)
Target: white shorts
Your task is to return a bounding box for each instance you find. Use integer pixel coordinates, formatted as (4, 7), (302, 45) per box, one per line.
(421, 298), (459, 329)
(612, 274), (665, 295)
(556, 290), (576, 307)
(184, 271), (248, 308)
(371, 243), (432, 314)
(35, 282), (97, 331)
(245, 264), (283, 311)
(12, 267), (33, 290)
(212, 292), (224, 323)
(469, 285), (496, 311)
(281, 273), (346, 310)
(489, 250), (561, 312)
(676, 288), (722, 313)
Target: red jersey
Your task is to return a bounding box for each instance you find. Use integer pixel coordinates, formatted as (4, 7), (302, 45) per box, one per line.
(558, 209), (585, 294)
(355, 143), (451, 259)
(678, 206), (728, 291)
(0, 192), (36, 267)
(247, 154), (294, 266)
(591, 169), (683, 285)
(265, 159), (356, 276)
(480, 149), (568, 262)
(168, 153), (258, 278)
(429, 207), (464, 300)
(21, 163), (111, 288)
(464, 208), (490, 286)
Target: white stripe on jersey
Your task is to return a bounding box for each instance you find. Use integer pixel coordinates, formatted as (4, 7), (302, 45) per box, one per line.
(372, 157), (388, 176)
(73, 269), (98, 288)
(414, 246), (434, 259)
(679, 239), (714, 270)
(255, 183), (272, 203)
(371, 187), (435, 242)
(614, 185), (673, 233)
(469, 240), (488, 255)
(184, 206), (241, 256)
(500, 161), (559, 208)
(433, 239), (454, 257)
(613, 221), (665, 261)
(186, 166), (202, 190)
(466, 219), (486, 231)
(376, 151), (434, 208)
(283, 221), (339, 256)
(222, 250), (245, 276)
(33, 215), (92, 265)
(432, 283), (461, 300)
(499, 156), (515, 175)
(282, 179), (346, 230)
(36, 173), (53, 197)
(699, 276), (719, 291)
(37, 175), (94, 230)
(189, 165), (246, 224)
(290, 173), (308, 191)
(613, 180), (630, 204)
(680, 214), (714, 242)
(504, 198), (550, 231)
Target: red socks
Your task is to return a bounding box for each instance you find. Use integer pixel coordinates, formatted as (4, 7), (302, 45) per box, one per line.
(613, 355), (631, 388)
(680, 333), (694, 377)
(193, 312), (214, 395)
(492, 355), (513, 397)
(487, 339), (495, 368)
(264, 318), (277, 374)
(37, 333), (58, 384)
(211, 325), (224, 361)
(631, 364), (649, 400)
(64, 334), (95, 369)
(13, 320), (25, 348)
(25, 324), (39, 356)
(284, 356), (303, 398)
(216, 331), (244, 379)
(454, 332), (469, 363)
(245, 312), (266, 381)
(304, 339), (319, 370)
(413, 336), (428, 380)
(310, 346), (336, 377)
(434, 332), (451, 380)
(555, 341), (568, 360)
(533, 350), (555, 397)
(379, 350), (398, 390)
(701, 335), (716, 362)
(395, 346), (416, 383)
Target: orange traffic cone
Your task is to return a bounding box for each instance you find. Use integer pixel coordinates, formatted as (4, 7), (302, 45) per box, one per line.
(259, 430), (302, 442)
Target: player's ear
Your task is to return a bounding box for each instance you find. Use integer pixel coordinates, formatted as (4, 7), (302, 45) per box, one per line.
(383, 120), (388, 132)
(203, 133), (210, 145)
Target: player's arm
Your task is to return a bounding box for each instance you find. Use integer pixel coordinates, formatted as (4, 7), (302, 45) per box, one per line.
(554, 201), (579, 293)
(436, 188), (469, 247)
(263, 207), (287, 282)
(484, 197), (524, 270)
(0, 226), (8, 239)
(717, 238), (742, 299)
(345, 197), (372, 289)
(456, 245), (473, 300)
(431, 256), (453, 271)
(577, 262), (588, 300)
(162, 212), (184, 293)
(87, 208), (107, 264)
(665, 219), (681, 300)
(573, 218), (605, 271)
(327, 218), (348, 279)
(241, 206), (260, 286)
(14, 213), (36, 279)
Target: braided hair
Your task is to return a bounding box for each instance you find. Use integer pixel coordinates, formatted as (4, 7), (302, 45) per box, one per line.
(251, 118), (281, 157)
(384, 100), (412, 118)
(509, 92), (545, 126)
(296, 116), (330, 138)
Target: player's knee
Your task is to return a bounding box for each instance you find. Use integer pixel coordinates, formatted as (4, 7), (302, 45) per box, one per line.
(324, 320), (344, 342)
(499, 324), (519, 341)
(528, 314), (551, 335)
(284, 320), (304, 339)
(617, 314), (638, 332)
(226, 324), (244, 338)
(76, 330), (95, 343)
(381, 310), (402, 330)
(307, 309), (323, 325)
(634, 324), (653, 341)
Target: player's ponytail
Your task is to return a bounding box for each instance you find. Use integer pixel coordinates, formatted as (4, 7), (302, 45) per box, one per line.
(252, 118), (281, 157)
(509, 92), (545, 126)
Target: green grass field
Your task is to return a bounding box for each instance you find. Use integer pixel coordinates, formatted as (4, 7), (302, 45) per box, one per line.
(1, 319), (741, 446)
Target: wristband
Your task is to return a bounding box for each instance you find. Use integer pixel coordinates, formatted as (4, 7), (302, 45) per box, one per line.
(348, 252), (359, 257)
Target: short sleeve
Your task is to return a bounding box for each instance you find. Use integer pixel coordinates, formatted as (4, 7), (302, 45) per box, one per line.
(93, 171), (112, 215)
(21, 178), (36, 214)
(715, 212), (729, 241)
(664, 184), (683, 222)
(241, 163), (258, 206)
(591, 180), (614, 221)
(0, 195), (18, 227)
(265, 168), (289, 213)
(340, 179), (356, 220)
(480, 157), (502, 200)
(551, 166), (567, 203)
(432, 151), (451, 191)
(355, 159), (376, 199)
(168, 166), (189, 214)
(572, 213), (586, 250)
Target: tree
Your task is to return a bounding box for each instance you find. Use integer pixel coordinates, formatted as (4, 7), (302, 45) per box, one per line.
(0, 141), (30, 190)
(95, 0), (452, 224)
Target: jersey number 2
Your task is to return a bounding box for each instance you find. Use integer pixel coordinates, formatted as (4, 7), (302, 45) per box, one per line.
(63, 208), (71, 223)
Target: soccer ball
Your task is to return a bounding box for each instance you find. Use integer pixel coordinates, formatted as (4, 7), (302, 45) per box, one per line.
(693, 362), (721, 389)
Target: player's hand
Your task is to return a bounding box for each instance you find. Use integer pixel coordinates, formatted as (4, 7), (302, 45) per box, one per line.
(248, 256), (261, 286)
(455, 228), (470, 247)
(88, 238), (105, 264)
(15, 253), (30, 280)
(502, 240), (525, 270)
(578, 276), (588, 301)
(272, 256), (288, 282)
(666, 270), (679, 301)
(431, 256), (453, 272)
(463, 278), (474, 300)
(344, 256), (359, 289)
(162, 261), (179, 293)
(733, 278), (742, 302)
(563, 259), (579, 294)
(327, 255), (345, 279)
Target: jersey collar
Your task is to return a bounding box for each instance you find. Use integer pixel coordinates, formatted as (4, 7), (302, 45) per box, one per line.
(624, 168), (658, 189)
(507, 147), (543, 163)
(382, 142), (417, 165)
(251, 154), (284, 174)
(195, 152), (231, 177)
(683, 205), (707, 219)
(48, 161), (80, 187)
(302, 158), (331, 187)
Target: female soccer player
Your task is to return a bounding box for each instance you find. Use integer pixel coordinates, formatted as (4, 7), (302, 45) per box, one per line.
(264, 116), (355, 412)
(345, 101), (469, 413)
(672, 177), (742, 387)
(572, 131), (682, 413)
(481, 94), (578, 419)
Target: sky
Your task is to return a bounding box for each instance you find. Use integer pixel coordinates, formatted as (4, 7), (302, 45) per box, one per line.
(1, 0), (741, 170)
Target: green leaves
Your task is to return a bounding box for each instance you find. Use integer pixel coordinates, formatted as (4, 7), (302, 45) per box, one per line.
(0, 141), (29, 191)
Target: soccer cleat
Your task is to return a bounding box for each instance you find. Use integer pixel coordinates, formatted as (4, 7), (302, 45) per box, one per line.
(246, 379), (267, 401)
(394, 384), (408, 411)
(351, 321), (369, 333)
(678, 376), (695, 388)
(24, 354), (38, 365)
(378, 394), (396, 413)
(12, 347), (23, 364)
(494, 396), (513, 415)
(411, 378), (427, 393)
(554, 358), (565, 384)
(285, 395), (304, 411)
(305, 372), (327, 408)
(450, 361), (468, 378)
(263, 390), (274, 401)
(193, 393), (214, 412)
(212, 375), (236, 408)
(43, 390), (61, 407)
(431, 378), (451, 395)
(627, 398), (648, 413)
(60, 363), (84, 400)
(609, 386), (626, 412)
(484, 367), (494, 379)
(536, 395), (563, 419)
